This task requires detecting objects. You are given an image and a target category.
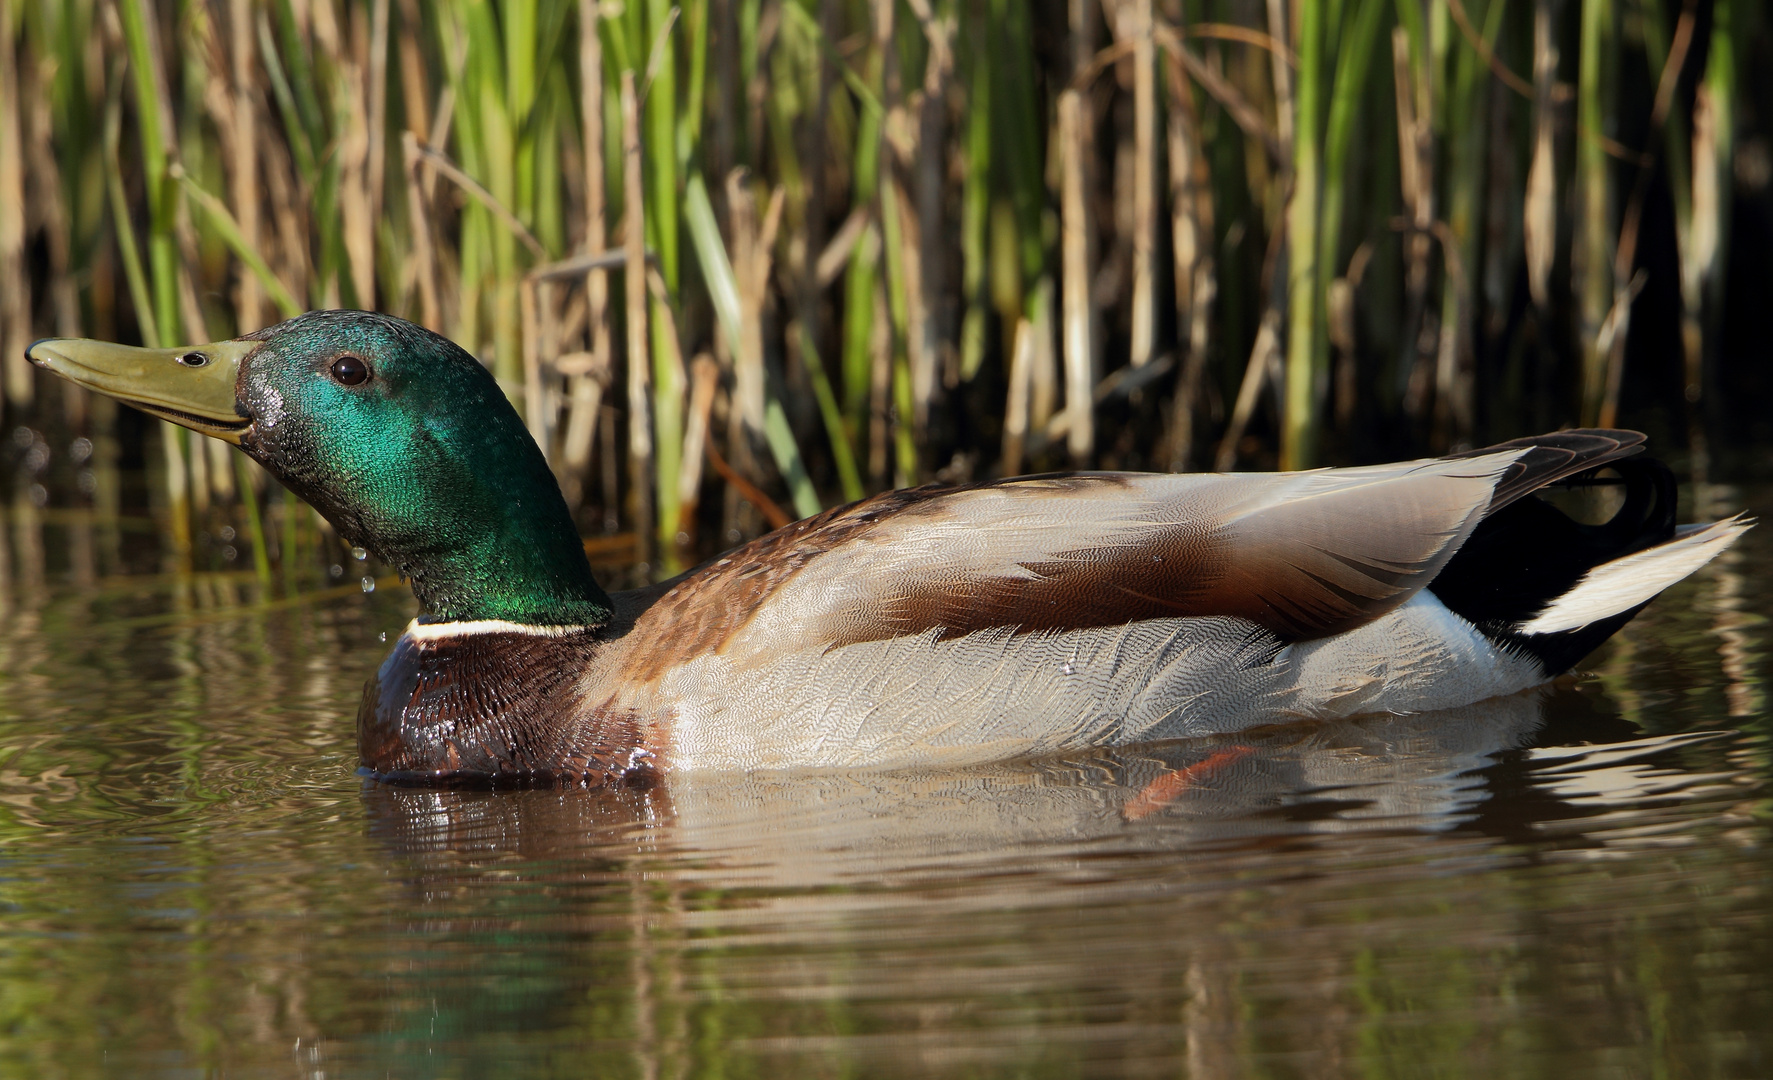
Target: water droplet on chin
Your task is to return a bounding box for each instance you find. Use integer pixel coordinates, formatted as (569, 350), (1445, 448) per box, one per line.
(361, 576), (376, 593)
(379, 631), (387, 642)
(351, 546), (368, 561)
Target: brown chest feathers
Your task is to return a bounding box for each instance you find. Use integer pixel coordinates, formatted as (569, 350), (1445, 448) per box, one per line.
(357, 629), (652, 787)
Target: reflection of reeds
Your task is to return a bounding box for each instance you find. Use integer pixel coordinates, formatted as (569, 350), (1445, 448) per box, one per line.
(0, 0), (1764, 580)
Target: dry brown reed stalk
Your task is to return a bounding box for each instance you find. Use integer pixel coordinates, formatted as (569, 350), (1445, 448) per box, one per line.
(1680, 0), (1739, 485)
(563, 0), (613, 510)
(229, 0), (264, 333)
(1000, 307), (1033, 475)
(1059, 0), (1097, 466)
(1125, 0), (1157, 371)
(907, 0), (950, 439)
(520, 278), (547, 452)
(621, 70), (653, 569)
(1163, 30), (1214, 473)
(366, 0), (389, 247)
(1218, 306), (1283, 472)
(677, 353), (719, 534)
(1391, 25), (1434, 420)
(1524, 0), (1557, 312)
(0, 0), (30, 410)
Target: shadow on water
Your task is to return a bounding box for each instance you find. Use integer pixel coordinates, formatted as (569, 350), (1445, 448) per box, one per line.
(0, 489), (1768, 1077)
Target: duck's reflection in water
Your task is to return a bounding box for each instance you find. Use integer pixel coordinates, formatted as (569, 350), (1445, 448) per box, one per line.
(360, 682), (1685, 879)
(350, 685), (1762, 1076)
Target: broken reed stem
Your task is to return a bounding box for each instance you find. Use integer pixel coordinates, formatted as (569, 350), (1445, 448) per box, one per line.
(677, 353), (719, 524)
(412, 141), (548, 259)
(402, 132), (443, 329)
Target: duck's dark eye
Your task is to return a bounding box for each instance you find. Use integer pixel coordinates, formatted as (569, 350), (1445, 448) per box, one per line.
(177, 351), (209, 367)
(331, 355), (370, 386)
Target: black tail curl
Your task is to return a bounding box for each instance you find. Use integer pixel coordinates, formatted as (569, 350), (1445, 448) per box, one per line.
(1427, 454), (1679, 676)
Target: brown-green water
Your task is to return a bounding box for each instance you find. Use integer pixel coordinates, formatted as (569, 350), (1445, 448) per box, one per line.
(0, 487), (1768, 1079)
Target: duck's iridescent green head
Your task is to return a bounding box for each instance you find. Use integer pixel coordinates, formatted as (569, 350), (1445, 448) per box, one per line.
(29, 311), (613, 627)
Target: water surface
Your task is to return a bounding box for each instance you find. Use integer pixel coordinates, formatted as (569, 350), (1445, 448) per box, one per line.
(0, 486), (1768, 1078)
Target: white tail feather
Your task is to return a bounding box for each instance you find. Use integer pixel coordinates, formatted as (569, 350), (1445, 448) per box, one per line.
(1516, 515), (1754, 636)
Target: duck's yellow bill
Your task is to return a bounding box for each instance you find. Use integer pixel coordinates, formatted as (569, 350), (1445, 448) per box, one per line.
(26, 338), (256, 444)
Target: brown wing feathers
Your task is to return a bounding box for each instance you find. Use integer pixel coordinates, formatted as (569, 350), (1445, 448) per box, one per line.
(622, 431), (1634, 674)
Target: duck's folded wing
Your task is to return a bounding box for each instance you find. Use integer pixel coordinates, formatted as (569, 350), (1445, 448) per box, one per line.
(636, 433), (1642, 673)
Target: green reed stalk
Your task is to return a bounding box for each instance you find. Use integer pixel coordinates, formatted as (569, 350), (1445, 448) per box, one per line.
(646, 1), (684, 554)
(1281, 0), (1323, 470)
(841, 26), (885, 451)
(116, 0), (179, 346)
(104, 77), (159, 349)
(234, 456), (272, 582)
(1575, 0), (1613, 423)
(1316, 0), (1387, 410)
(117, 0), (195, 560)
(958, 28), (989, 382)
(265, 0), (349, 308)
(1435, 0), (1505, 444)
(797, 324), (865, 502)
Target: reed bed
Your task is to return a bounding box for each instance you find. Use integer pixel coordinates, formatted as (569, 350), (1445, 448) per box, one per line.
(1, 0), (1768, 581)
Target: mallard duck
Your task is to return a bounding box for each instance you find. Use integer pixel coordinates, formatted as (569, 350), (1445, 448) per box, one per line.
(28, 311), (1750, 785)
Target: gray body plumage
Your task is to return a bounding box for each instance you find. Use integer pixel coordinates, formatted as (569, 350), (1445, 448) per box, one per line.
(656, 592), (1547, 771)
